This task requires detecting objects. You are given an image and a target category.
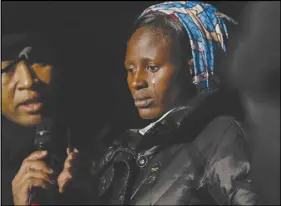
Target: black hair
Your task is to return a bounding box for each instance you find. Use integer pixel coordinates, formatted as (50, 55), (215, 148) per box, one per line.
(133, 11), (192, 67)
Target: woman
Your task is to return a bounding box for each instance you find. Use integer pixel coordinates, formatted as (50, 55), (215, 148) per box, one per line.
(69, 1), (258, 205)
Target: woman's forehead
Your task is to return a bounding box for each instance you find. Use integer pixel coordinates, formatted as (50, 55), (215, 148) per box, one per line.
(132, 28), (169, 46)
(126, 27), (180, 61)
(127, 31), (171, 60)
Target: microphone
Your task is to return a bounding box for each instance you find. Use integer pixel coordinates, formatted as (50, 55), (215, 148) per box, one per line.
(29, 118), (58, 205)
(34, 118), (52, 152)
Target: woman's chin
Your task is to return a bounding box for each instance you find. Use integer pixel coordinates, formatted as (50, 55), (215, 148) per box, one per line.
(138, 107), (162, 120)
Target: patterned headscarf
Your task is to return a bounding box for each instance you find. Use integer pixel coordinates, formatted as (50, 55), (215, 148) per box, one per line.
(138, 1), (237, 90)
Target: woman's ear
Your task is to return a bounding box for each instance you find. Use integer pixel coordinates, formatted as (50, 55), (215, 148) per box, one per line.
(182, 58), (197, 98)
(188, 58), (194, 77)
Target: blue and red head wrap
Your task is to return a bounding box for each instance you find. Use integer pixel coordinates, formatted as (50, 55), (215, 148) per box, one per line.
(139, 1), (237, 90)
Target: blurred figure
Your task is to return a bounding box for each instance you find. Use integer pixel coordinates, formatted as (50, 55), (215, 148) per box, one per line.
(227, 2), (280, 205)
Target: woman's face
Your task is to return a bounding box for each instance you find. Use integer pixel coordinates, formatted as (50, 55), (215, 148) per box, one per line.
(125, 27), (193, 120)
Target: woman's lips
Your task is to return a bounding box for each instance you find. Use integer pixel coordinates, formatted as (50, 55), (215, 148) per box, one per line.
(134, 98), (153, 108)
(18, 102), (43, 113)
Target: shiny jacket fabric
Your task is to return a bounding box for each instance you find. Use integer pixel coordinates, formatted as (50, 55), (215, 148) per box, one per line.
(93, 92), (258, 205)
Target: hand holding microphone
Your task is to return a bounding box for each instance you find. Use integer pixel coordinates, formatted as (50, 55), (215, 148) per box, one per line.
(11, 150), (55, 205)
(12, 118), (56, 205)
(12, 118), (79, 205)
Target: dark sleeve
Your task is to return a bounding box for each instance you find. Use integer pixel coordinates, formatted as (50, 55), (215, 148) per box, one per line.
(202, 117), (258, 205)
(1, 168), (16, 205)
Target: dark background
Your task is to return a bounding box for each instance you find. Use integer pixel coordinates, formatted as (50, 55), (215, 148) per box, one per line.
(2, 1), (248, 149)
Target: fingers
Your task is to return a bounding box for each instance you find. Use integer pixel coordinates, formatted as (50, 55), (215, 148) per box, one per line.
(24, 177), (50, 192)
(17, 169), (54, 186)
(58, 148), (79, 193)
(58, 170), (73, 193)
(22, 160), (53, 174)
(12, 177), (50, 205)
(64, 148), (79, 169)
(64, 154), (75, 169)
(12, 151), (54, 205)
(18, 151), (51, 175)
(14, 155), (52, 184)
(66, 147), (78, 155)
(12, 171), (53, 205)
(24, 151), (48, 161)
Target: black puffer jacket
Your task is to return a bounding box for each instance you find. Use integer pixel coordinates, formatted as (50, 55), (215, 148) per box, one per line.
(91, 91), (258, 205)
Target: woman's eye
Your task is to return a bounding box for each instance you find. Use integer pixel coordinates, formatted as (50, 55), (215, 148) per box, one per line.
(146, 66), (160, 72)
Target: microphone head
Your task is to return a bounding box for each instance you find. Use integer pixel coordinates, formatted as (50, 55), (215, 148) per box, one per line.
(35, 118), (53, 151)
